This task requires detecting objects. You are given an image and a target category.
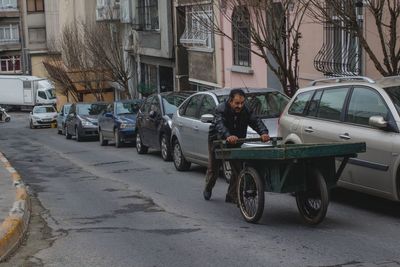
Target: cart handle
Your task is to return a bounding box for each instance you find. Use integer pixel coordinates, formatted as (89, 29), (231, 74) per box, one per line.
(214, 137), (282, 146)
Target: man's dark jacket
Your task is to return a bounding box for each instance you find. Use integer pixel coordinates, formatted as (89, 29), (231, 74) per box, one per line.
(209, 102), (268, 142)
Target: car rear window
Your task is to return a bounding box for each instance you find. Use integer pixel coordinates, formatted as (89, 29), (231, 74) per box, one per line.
(162, 95), (188, 115)
(217, 91), (289, 118)
(288, 91), (314, 115)
(246, 92), (289, 117)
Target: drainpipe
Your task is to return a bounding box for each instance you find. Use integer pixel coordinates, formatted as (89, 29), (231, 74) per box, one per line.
(19, 0), (28, 74)
(219, 4), (225, 88)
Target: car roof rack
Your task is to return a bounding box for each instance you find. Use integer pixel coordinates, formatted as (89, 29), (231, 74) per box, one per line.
(310, 76), (375, 86)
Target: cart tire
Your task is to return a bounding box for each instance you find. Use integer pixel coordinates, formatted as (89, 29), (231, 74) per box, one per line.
(237, 167), (265, 223)
(295, 168), (329, 225)
(222, 161), (232, 184)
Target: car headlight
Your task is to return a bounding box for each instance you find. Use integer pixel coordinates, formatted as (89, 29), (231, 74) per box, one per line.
(81, 120), (94, 126)
(120, 123), (135, 129)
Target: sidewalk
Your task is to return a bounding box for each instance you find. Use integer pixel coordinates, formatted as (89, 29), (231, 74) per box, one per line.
(0, 152), (30, 261)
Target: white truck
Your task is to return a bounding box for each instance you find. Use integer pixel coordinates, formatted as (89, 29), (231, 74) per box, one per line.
(0, 75), (56, 110)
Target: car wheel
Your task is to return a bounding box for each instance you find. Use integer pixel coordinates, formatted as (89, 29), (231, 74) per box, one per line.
(99, 129), (108, 146)
(75, 127), (82, 142)
(115, 130), (123, 148)
(136, 132), (148, 154)
(65, 126), (72, 139)
(173, 139), (191, 171)
(160, 134), (172, 161)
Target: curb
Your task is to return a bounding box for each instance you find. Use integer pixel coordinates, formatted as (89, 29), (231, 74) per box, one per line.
(0, 152), (30, 261)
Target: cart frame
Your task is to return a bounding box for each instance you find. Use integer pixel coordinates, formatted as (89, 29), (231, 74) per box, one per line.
(214, 139), (366, 225)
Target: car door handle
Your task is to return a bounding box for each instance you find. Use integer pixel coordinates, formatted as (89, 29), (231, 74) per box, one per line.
(304, 127), (314, 133)
(339, 133), (351, 140)
(193, 126), (199, 131)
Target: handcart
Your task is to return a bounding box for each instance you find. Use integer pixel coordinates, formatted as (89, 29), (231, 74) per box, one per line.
(214, 138), (366, 225)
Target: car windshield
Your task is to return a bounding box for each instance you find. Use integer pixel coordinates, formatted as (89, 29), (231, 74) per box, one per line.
(45, 89), (56, 100)
(217, 91), (289, 118)
(162, 95), (188, 115)
(116, 101), (141, 115)
(77, 103), (107, 115)
(34, 106), (56, 113)
(384, 86), (400, 116)
(64, 105), (71, 114)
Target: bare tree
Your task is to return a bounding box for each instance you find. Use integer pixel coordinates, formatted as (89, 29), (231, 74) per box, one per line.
(61, 23), (108, 101)
(193, 0), (309, 96)
(83, 20), (135, 99)
(43, 40), (82, 102)
(304, 0), (400, 76)
(44, 4), (135, 102)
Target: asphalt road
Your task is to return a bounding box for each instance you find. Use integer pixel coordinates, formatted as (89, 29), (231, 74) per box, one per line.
(0, 112), (400, 267)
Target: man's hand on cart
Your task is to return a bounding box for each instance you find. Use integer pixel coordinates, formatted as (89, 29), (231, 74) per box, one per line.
(260, 134), (270, 142)
(226, 135), (239, 144)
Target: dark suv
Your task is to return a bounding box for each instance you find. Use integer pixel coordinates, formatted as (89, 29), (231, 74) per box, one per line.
(98, 99), (142, 147)
(65, 102), (108, 141)
(135, 91), (193, 160)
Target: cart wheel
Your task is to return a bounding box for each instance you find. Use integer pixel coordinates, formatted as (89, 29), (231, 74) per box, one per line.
(295, 168), (329, 225)
(237, 167), (265, 223)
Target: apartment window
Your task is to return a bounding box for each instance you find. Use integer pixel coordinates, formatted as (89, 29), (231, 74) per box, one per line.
(0, 56), (21, 72)
(136, 0), (159, 30)
(314, 1), (362, 76)
(0, 0), (17, 9)
(0, 24), (19, 43)
(180, 4), (213, 50)
(139, 63), (158, 94)
(28, 28), (46, 44)
(232, 6), (251, 67)
(27, 0), (44, 12)
(96, 0), (120, 20)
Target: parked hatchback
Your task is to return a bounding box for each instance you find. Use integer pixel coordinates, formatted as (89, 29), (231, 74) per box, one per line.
(135, 91), (194, 160)
(98, 99), (142, 147)
(65, 102), (108, 141)
(170, 88), (289, 175)
(57, 103), (71, 135)
(280, 76), (400, 201)
(29, 105), (58, 129)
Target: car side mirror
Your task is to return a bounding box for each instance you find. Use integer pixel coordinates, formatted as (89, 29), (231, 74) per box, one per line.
(369, 116), (387, 129)
(201, 114), (214, 123)
(105, 112), (113, 118)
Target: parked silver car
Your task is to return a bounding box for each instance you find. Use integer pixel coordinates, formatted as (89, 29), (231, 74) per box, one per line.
(279, 76), (400, 201)
(170, 88), (289, 178)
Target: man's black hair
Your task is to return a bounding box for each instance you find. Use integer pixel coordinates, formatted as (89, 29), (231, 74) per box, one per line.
(229, 88), (246, 102)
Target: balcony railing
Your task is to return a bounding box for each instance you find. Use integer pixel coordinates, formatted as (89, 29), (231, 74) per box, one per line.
(314, 23), (362, 77)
